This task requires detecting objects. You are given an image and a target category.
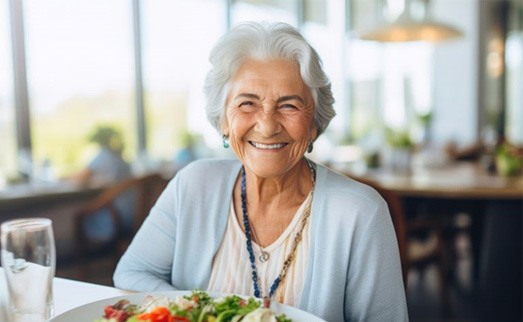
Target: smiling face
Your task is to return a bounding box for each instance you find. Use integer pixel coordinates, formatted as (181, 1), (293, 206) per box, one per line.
(222, 58), (317, 178)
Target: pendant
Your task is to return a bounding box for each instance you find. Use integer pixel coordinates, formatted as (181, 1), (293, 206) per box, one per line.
(259, 251), (270, 262)
(263, 296), (271, 308)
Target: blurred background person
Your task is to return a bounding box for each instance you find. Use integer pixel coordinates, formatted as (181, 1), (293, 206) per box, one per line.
(74, 125), (134, 242)
(75, 125), (131, 187)
(172, 130), (198, 171)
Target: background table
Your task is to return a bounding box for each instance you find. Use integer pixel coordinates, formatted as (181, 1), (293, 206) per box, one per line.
(341, 161), (523, 199)
(339, 161), (522, 321)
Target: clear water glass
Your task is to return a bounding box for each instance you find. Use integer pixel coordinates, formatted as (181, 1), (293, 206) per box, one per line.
(1, 218), (56, 322)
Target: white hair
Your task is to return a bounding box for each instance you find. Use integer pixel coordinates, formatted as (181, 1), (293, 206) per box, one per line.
(204, 21), (336, 138)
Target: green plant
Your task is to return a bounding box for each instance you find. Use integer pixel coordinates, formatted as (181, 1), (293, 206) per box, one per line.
(496, 143), (523, 176)
(416, 111), (433, 126)
(385, 127), (414, 149)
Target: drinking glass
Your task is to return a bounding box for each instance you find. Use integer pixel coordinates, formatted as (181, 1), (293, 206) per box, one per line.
(1, 218), (55, 322)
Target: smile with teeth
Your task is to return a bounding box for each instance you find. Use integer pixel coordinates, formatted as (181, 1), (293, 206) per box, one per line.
(249, 141), (287, 150)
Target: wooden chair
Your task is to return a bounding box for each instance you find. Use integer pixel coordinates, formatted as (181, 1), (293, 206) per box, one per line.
(354, 177), (450, 314)
(371, 182), (409, 289)
(74, 172), (168, 281)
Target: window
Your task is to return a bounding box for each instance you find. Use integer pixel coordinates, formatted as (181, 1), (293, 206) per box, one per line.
(141, 0), (227, 162)
(1, 0), (483, 182)
(302, 0), (347, 136)
(0, 1), (16, 186)
(505, 3), (523, 145)
(230, 0), (298, 26)
(24, 0), (135, 177)
(347, 0), (434, 149)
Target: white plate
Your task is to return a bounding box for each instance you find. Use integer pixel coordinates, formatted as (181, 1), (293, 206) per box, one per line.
(49, 291), (325, 322)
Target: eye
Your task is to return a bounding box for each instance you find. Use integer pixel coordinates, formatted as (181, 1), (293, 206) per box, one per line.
(280, 103), (298, 110)
(239, 101), (255, 108)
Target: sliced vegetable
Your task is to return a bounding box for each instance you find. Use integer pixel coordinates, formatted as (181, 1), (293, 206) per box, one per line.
(95, 290), (291, 322)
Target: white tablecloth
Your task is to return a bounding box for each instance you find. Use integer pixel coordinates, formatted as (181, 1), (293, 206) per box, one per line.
(0, 267), (133, 321)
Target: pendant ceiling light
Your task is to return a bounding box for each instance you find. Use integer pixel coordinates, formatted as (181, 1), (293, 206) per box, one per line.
(359, 0), (463, 43)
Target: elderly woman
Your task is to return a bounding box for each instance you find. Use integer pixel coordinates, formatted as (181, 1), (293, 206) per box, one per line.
(114, 22), (408, 321)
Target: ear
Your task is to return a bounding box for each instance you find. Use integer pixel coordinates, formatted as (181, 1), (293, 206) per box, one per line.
(310, 122), (318, 142)
(220, 116), (229, 136)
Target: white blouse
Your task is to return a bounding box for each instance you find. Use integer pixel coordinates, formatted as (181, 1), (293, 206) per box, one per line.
(207, 193), (312, 306)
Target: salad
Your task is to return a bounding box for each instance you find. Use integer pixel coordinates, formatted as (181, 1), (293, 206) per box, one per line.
(95, 290), (292, 322)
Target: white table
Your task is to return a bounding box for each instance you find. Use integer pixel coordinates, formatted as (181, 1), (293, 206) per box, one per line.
(0, 268), (134, 321)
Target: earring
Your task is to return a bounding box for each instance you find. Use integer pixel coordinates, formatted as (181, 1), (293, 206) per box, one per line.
(307, 141), (313, 153)
(223, 135), (230, 148)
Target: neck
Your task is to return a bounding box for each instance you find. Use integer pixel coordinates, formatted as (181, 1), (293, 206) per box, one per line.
(233, 158), (315, 247)
(243, 158), (313, 205)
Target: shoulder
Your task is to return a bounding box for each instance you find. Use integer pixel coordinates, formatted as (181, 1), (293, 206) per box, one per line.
(88, 148), (129, 177)
(176, 158), (240, 180)
(88, 148), (110, 167)
(316, 164), (384, 206)
(312, 163), (388, 230)
(165, 158), (241, 197)
(155, 159), (238, 230)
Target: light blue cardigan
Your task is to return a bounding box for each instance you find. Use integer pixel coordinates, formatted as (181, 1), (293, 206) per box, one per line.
(114, 159), (408, 322)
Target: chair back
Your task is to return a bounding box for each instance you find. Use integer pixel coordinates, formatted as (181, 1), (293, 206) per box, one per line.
(349, 174), (450, 313)
(74, 172), (168, 279)
(352, 176), (409, 289)
(372, 184), (409, 287)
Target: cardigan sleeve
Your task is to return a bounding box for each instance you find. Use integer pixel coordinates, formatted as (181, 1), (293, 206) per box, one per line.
(113, 177), (179, 291)
(113, 159), (238, 293)
(344, 199), (409, 322)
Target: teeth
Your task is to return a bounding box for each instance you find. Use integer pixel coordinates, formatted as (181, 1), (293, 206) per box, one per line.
(251, 142), (286, 149)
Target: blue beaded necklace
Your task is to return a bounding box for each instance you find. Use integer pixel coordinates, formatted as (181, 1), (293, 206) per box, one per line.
(241, 160), (316, 301)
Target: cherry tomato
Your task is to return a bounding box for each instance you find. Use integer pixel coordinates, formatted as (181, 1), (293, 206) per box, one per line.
(103, 305), (131, 322)
(136, 306), (192, 322)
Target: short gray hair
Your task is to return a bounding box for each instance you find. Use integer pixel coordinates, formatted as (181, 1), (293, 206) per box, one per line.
(204, 21), (336, 138)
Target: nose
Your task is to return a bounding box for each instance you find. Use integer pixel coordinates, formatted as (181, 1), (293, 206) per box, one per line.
(254, 109), (281, 137)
